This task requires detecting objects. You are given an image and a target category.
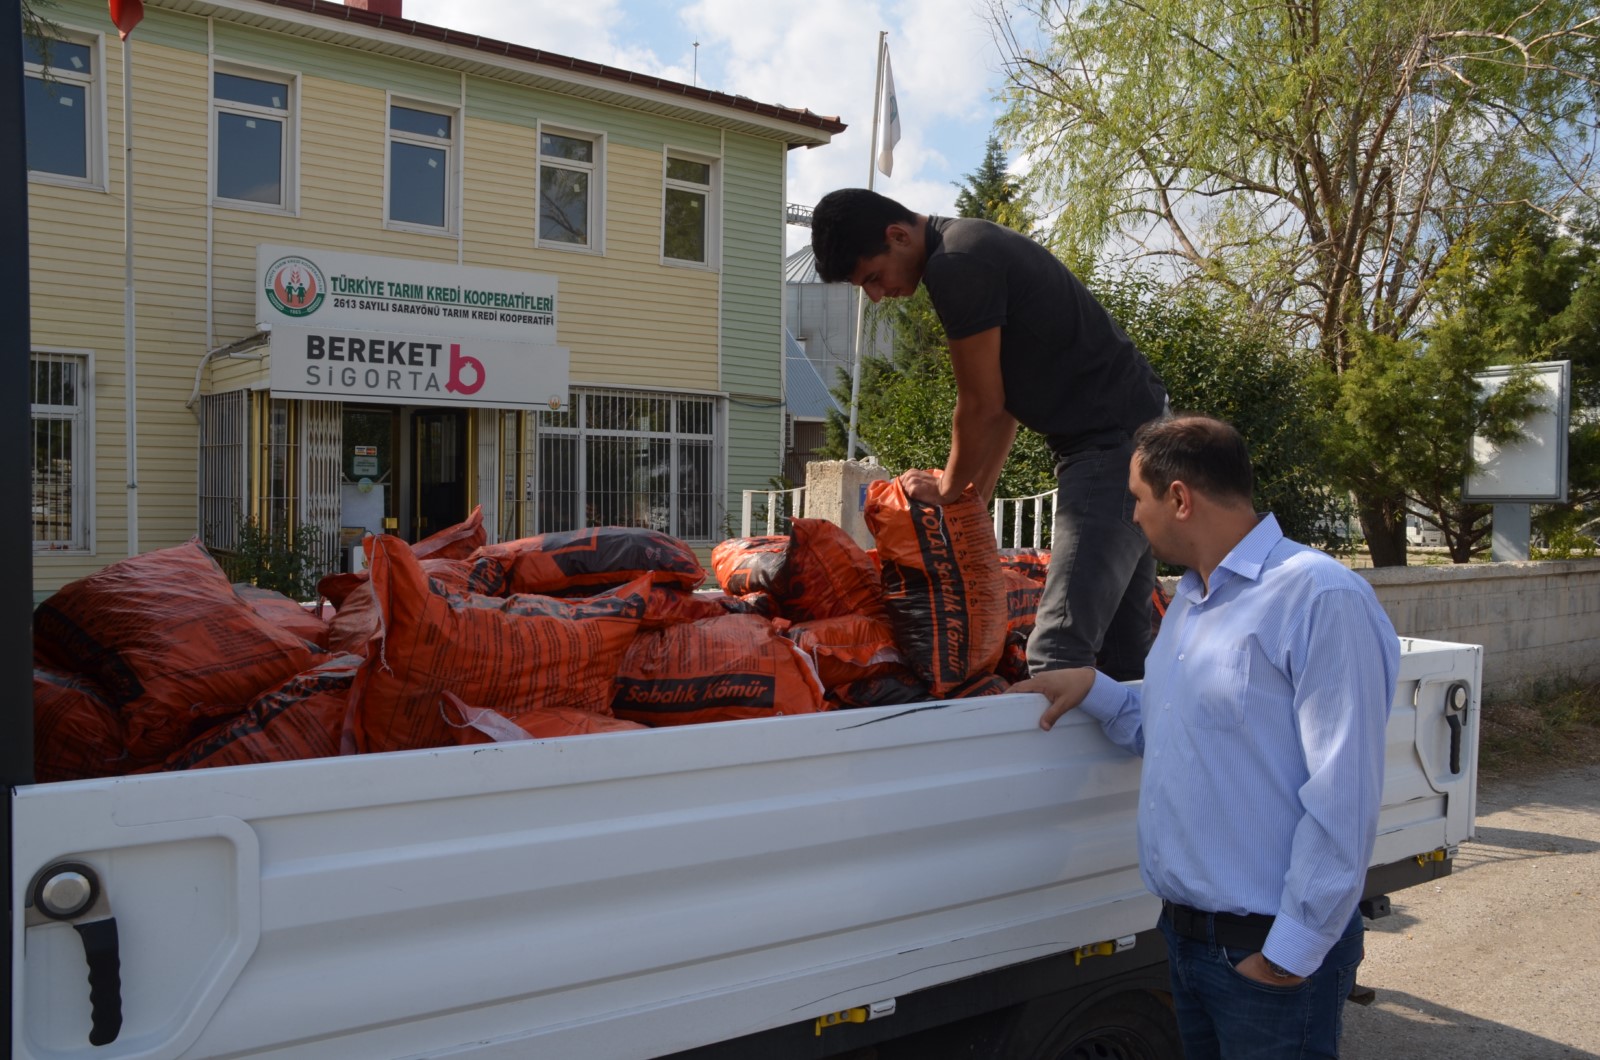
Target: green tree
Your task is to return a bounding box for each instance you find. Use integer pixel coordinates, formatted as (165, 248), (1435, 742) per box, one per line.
(954, 134), (1035, 233)
(995, 0), (1598, 564)
(824, 277), (1347, 549)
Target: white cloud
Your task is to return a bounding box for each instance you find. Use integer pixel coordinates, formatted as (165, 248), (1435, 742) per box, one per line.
(392, 1), (1009, 255)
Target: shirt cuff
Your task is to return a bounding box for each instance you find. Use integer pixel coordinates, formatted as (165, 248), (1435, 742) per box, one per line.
(1262, 912), (1336, 978)
(1076, 670), (1126, 724)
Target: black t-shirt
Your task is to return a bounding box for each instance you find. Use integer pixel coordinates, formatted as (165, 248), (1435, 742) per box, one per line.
(921, 216), (1167, 454)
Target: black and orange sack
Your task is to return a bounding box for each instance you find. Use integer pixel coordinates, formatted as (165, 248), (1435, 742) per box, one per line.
(785, 615), (907, 691)
(864, 476), (1007, 697)
(467, 526), (705, 597)
(613, 614), (825, 727)
(348, 537), (644, 754)
(33, 668), (138, 782)
(782, 519), (887, 622)
(710, 535), (790, 597)
(33, 539), (320, 761)
(153, 654), (361, 772)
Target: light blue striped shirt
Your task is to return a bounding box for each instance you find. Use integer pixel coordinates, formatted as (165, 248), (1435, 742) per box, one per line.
(1078, 513), (1400, 976)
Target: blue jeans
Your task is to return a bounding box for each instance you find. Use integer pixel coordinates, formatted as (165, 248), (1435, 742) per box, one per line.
(1158, 907), (1365, 1059)
(1027, 440), (1154, 680)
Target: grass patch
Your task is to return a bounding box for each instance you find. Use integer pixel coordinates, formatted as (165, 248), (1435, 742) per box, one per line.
(1478, 679), (1600, 781)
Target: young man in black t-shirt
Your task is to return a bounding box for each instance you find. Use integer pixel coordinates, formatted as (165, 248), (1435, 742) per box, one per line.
(811, 188), (1168, 679)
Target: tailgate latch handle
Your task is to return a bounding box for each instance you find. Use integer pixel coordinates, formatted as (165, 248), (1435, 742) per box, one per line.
(1443, 681), (1469, 775)
(27, 861), (123, 1047)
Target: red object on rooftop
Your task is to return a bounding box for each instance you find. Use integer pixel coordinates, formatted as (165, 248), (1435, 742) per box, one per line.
(345, 0), (402, 16)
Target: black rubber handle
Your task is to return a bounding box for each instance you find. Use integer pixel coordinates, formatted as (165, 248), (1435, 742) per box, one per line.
(1446, 713), (1463, 775)
(73, 918), (123, 1046)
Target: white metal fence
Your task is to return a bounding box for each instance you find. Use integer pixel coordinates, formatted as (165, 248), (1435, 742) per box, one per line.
(992, 489), (1057, 549)
(739, 486), (807, 537)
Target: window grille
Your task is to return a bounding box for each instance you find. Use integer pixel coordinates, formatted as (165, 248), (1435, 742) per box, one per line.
(300, 400), (343, 578)
(198, 389), (249, 552)
(532, 389), (722, 542)
(31, 352), (89, 550)
(498, 410), (533, 540)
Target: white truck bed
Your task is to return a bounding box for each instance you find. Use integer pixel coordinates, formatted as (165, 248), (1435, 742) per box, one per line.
(10, 637), (1480, 1059)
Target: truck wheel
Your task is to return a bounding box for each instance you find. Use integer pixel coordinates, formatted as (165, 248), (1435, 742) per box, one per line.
(1038, 990), (1181, 1060)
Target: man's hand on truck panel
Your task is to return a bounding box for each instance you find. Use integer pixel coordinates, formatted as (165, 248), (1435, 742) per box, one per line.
(1014, 667), (1098, 730)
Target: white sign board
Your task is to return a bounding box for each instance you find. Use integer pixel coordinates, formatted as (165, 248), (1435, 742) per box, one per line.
(256, 245), (557, 345)
(268, 325), (569, 411)
(1462, 360), (1570, 503)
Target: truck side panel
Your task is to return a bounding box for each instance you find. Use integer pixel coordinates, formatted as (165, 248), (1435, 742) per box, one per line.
(11, 638), (1480, 1059)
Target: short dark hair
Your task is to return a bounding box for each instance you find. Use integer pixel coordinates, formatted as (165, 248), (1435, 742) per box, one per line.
(1132, 414), (1254, 504)
(810, 189), (917, 282)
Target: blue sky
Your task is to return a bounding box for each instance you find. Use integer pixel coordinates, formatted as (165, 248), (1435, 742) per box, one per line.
(400, 0), (1017, 254)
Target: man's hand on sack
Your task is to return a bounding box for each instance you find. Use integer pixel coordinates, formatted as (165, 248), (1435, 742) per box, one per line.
(898, 469), (948, 505)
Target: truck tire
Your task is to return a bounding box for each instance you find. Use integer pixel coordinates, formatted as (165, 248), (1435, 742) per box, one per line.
(1036, 989), (1181, 1060)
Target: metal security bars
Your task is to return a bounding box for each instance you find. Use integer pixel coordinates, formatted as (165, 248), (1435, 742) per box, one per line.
(300, 399), (343, 577)
(30, 351), (89, 550)
(198, 389), (249, 552)
(534, 389), (721, 542)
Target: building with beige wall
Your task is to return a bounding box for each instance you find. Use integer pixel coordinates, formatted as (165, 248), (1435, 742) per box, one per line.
(24, 0), (842, 595)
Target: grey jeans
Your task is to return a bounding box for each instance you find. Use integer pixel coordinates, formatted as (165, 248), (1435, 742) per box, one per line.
(1026, 440), (1155, 681)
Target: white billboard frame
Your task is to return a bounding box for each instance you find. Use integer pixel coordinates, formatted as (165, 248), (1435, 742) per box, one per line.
(1462, 360), (1571, 504)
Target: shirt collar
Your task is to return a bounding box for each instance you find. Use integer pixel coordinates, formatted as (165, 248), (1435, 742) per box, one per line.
(1176, 513), (1283, 602)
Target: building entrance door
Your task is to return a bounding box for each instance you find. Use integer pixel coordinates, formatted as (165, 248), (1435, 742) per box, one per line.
(413, 409), (468, 541)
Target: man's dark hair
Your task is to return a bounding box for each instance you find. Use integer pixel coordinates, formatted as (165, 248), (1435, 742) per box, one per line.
(1132, 414), (1254, 504)
(810, 189), (917, 282)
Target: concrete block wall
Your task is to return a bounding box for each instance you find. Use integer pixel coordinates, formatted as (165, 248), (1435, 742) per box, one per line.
(1358, 558), (1600, 696)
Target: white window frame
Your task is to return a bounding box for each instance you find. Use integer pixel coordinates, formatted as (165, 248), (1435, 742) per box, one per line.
(30, 348), (95, 554)
(661, 148), (719, 270)
(384, 93), (459, 236)
(533, 387), (724, 544)
(210, 59), (299, 215)
(23, 27), (106, 191)
(534, 123), (605, 254)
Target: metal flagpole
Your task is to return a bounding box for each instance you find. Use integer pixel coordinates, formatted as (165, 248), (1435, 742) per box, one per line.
(844, 31), (886, 462)
(122, 36), (139, 555)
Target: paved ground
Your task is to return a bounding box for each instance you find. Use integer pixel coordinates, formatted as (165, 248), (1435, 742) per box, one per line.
(1343, 764), (1600, 1059)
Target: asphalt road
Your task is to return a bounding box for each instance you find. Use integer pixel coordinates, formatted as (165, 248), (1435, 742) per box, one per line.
(1343, 764), (1600, 1059)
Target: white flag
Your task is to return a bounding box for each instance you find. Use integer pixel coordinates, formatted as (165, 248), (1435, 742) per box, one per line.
(876, 46), (901, 177)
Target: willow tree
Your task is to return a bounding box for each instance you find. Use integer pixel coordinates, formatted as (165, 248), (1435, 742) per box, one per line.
(994, 0), (1598, 564)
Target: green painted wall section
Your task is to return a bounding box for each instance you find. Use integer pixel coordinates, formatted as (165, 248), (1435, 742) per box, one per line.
(720, 132), (786, 520)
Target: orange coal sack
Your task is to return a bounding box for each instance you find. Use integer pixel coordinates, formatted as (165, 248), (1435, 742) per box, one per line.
(612, 614), (825, 726)
(1003, 569), (1043, 634)
(234, 583), (330, 650)
(442, 695), (649, 743)
(466, 526), (705, 596)
(710, 535), (790, 597)
(782, 519), (887, 622)
(34, 668), (140, 782)
(348, 537), (643, 754)
(33, 539), (320, 761)
(998, 630), (1032, 684)
(325, 558), (473, 656)
(155, 654), (361, 771)
(318, 506), (486, 607)
(864, 476), (1007, 697)
(997, 547), (1051, 585)
(785, 615), (907, 691)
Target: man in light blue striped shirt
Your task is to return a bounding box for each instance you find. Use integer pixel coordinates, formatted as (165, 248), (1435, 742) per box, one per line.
(1019, 414), (1399, 1060)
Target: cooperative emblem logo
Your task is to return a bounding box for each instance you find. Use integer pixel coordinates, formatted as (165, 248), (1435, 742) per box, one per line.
(264, 255), (327, 318)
